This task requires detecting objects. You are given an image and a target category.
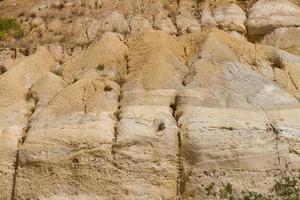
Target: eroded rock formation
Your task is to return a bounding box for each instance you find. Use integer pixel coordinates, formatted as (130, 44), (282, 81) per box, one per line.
(0, 0), (300, 199)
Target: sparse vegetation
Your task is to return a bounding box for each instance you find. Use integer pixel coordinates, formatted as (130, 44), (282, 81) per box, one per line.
(96, 64), (105, 71)
(219, 183), (234, 199)
(157, 122), (166, 131)
(272, 176), (300, 200)
(104, 85), (112, 92)
(242, 191), (270, 200)
(205, 182), (217, 197)
(0, 17), (23, 40)
(268, 51), (285, 69)
(205, 174), (300, 200)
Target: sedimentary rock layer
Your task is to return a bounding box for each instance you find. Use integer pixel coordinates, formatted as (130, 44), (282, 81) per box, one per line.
(0, 0), (300, 199)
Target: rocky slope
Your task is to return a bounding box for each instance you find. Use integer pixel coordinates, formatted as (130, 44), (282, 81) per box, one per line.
(0, 0), (300, 199)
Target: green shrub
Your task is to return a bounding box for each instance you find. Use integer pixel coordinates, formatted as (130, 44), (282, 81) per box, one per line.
(242, 191), (271, 200)
(205, 182), (217, 197)
(13, 30), (24, 39)
(272, 176), (300, 200)
(219, 183), (234, 199)
(204, 174), (300, 200)
(0, 17), (23, 40)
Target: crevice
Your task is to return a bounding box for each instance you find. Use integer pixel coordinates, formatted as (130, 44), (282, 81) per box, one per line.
(177, 126), (185, 199)
(173, 0), (181, 36)
(22, 87), (38, 145)
(11, 87), (38, 200)
(111, 83), (123, 167)
(270, 123), (282, 167)
(79, 86), (88, 124)
(10, 150), (19, 200)
(124, 54), (130, 75)
(85, 25), (90, 42)
(261, 107), (283, 169)
(110, 35), (130, 165)
(170, 95), (185, 199)
(287, 71), (299, 91)
(111, 48), (128, 167)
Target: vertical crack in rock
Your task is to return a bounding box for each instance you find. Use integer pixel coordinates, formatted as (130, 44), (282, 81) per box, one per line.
(261, 107), (283, 168)
(111, 38), (129, 167)
(170, 95), (185, 199)
(111, 50), (129, 168)
(11, 87), (38, 200)
(10, 150), (19, 200)
(85, 26), (90, 42)
(81, 87), (87, 120)
(270, 123), (283, 167)
(80, 86), (88, 124)
(287, 71), (299, 91)
(111, 83), (122, 167)
(173, 0), (181, 36)
(124, 54), (130, 75)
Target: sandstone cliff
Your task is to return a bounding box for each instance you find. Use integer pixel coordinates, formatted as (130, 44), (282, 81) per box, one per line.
(0, 0), (300, 199)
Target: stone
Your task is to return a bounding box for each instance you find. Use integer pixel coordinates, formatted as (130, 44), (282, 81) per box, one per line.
(47, 19), (63, 34)
(128, 15), (153, 32)
(0, 47), (54, 200)
(261, 27), (300, 55)
(176, 0), (201, 35)
(63, 32), (128, 83)
(200, 1), (218, 28)
(99, 11), (130, 34)
(213, 3), (246, 33)
(247, 0), (300, 36)
(1, 1), (300, 199)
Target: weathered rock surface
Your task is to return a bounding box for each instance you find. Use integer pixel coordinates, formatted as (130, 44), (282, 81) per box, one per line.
(1, 0), (300, 199)
(247, 0), (300, 36)
(213, 3), (246, 33)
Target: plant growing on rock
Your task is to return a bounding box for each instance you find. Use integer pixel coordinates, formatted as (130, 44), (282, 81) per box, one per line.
(205, 174), (300, 200)
(268, 51), (285, 69)
(272, 176), (300, 200)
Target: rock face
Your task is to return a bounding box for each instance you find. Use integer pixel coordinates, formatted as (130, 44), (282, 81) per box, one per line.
(213, 3), (246, 33)
(1, 0), (300, 200)
(247, 0), (300, 36)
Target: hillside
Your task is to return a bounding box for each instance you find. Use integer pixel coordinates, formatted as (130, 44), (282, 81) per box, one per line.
(0, 0), (300, 199)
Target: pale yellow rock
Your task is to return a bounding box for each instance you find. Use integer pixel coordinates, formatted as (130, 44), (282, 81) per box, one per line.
(247, 0), (300, 36)
(31, 72), (68, 108)
(47, 19), (64, 34)
(14, 74), (121, 199)
(0, 47), (54, 133)
(115, 105), (178, 199)
(1, 1), (300, 199)
(98, 11), (130, 34)
(176, 0), (201, 35)
(213, 3), (246, 33)
(261, 27), (300, 51)
(200, 1), (218, 28)
(128, 15), (153, 32)
(151, 2), (177, 35)
(0, 47), (54, 200)
(267, 106), (300, 170)
(63, 32), (128, 83)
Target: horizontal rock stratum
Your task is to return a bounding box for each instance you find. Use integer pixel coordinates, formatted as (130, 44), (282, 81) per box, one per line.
(1, 0), (300, 199)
